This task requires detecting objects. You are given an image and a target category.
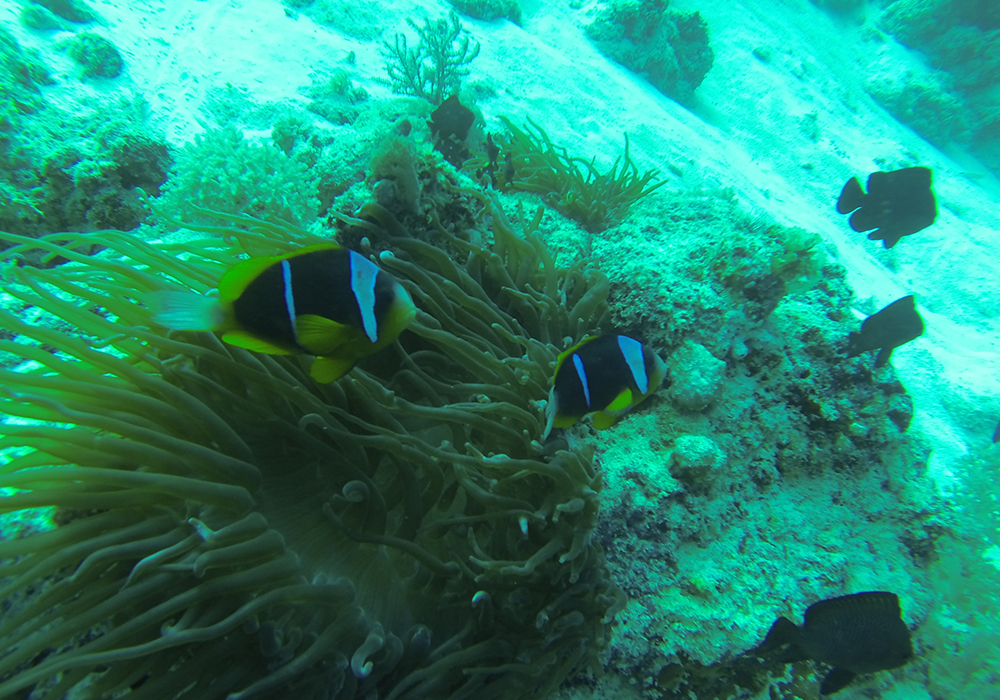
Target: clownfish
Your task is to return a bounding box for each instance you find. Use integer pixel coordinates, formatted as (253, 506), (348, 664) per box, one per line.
(542, 334), (667, 440)
(146, 243), (416, 383)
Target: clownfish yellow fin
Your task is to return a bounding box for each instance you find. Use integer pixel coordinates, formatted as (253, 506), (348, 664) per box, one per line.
(554, 414), (580, 429)
(295, 314), (356, 356)
(606, 388), (634, 412)
(310, 355), (357, 383)
(591, 411), (619, 431)
(145, 290), (227, 331)
(218, 256), (279, 302)
(221, 330), (295, 355)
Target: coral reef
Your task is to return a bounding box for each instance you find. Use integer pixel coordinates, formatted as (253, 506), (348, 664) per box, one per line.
(585, 0), (714, 102)
(19, 4), (68, 31)
(380, 12), (481, 105)
(293, 0), (386, 41)
(1, 28), (167, 241)
(59, 32), (124, 79)
(306, 69), (370, 125)
(154, 126), (319, 228)
(863, 65), (967, 147)
(810, 0), (866, 11)
(447, 0), (522, 25)
(0, 189), (619, 698)
(27, 0), (96, 24)
(877, 0), (1000, 170)
(466, 117), (664, 233)
(546, 187), (943, 698)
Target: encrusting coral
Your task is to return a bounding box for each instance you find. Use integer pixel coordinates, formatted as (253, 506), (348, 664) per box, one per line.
(0, 196), (619, 698)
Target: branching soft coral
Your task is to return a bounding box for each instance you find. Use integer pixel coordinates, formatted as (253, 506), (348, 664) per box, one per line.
(380, 12), (480, 105)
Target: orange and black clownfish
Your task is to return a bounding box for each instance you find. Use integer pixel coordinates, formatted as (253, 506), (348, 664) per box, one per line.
(542, 334), (667, 440)
(146, 243), (416, 383)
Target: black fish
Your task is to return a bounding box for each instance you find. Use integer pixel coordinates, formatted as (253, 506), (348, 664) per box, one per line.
(993, 419), (999, 444)
(847, 295), (924, 368)
(429, 94), (475, 166)
(836, 167), (936, 248)
(755, 592), (913, 696)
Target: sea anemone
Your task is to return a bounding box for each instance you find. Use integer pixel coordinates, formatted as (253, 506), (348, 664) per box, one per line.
(0, 198), (619, 699)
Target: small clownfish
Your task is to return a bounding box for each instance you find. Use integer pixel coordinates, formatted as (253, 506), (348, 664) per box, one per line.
(145, 243), (416, 383)
(542, 334), (667, 440)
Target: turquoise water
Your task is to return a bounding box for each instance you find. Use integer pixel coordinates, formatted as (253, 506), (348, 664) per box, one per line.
(1, 0), (998, 698)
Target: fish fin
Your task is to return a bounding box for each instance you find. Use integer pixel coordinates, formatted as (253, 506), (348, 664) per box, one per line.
(776, 643), (811, 664)
(868, 228), (902, 249)
(591, 411), (620, 431)
(554, 415), (580, 429)
(993, 419), (1000, 444)
(819, 667), (857, 696)
(296, 314), (356, 355)
(848, 206), (880, 233)
(218, 244), (344, 302)
(606, 388), (634, 412)
(755, 616), (800, 655)
(221, 331), (295, 355)
(845, 331), (864, 357)
(145, 290), (227, 331)
(836, 177), (864, 214)
(542, 387), (558, 441)
(218, 256), (281, 303)
(875, 346), (893, 368)
(309, 355), (357, 383)
(281, 242), (343, 257)
(553, 336), (599, 376)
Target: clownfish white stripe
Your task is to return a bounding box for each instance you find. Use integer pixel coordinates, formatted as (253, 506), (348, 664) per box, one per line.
(281, 259), (298, 342)
(572, 353), (590, 408)
(350, 251), (379, 344)
(618, 335), (648, 394)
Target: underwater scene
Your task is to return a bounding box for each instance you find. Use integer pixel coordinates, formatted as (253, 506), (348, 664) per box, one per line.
(0, 0), (999, 698)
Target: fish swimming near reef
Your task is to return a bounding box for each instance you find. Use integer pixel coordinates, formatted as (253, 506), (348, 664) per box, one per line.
(542, 334), (667, 440)
(846, 295), (924, 368)
(146, 243), (416, 383)
(754, 591), (913, 696)
(836, 167), (937, 248)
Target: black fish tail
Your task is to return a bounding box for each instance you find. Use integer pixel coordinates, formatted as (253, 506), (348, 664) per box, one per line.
(869, 229), (901, 248)
(837, 177), (864, 214)
(875, 346), (893, 368)
(755, 616), (799, 654)
(993, 419), (1000, 444)
(819, 667), (857, 695)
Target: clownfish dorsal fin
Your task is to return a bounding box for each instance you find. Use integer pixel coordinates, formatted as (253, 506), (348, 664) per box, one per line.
(295, 314), (354, 356)
(221, 330), (295, 355)
(554, 335), (599, 375)
(218, 256), (278, 302)
(217, 243), (343, 302)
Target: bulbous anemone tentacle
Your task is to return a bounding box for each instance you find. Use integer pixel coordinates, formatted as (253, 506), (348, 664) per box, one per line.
(0, 203), (620, 699)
